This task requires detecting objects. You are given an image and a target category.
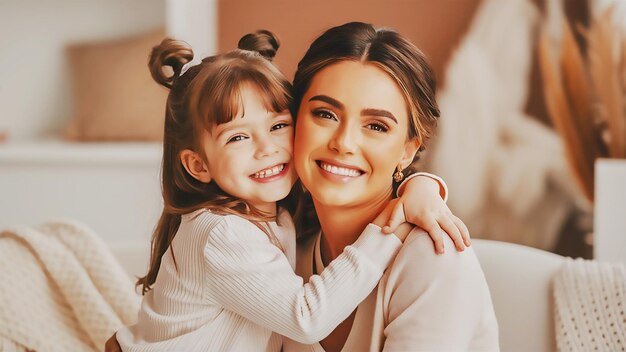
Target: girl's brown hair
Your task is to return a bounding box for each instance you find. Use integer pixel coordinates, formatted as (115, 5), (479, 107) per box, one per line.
(291, 22), (441, 241)
(137, 30), (296, 294)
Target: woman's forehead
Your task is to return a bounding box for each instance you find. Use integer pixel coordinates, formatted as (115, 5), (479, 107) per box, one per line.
(304, 60), (407, 116)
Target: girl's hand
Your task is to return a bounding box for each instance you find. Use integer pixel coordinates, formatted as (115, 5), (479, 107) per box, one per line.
(372, 199), (414, 242)
(383, 176), (470, 254)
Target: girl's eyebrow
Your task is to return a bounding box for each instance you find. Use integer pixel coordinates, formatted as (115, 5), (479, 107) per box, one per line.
(214, 119), (246, 139)
(271, 110), (291, 119)
(215, 111), (288, 138)
(309, 95), (397, 124)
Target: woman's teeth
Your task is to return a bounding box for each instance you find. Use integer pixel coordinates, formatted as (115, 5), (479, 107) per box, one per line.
(252, 164), (284, 178)
(320, 162), (361, 177)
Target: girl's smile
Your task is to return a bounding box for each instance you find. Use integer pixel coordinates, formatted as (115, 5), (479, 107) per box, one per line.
(201, 84), (297, 213)
(250, 163), (290, 183)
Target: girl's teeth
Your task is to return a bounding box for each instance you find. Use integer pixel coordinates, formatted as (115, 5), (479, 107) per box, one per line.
(321, 162), (360, 177)
(253, 164), (284, 178)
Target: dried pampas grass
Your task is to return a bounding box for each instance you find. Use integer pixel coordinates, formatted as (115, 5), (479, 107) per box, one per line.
(538, 7), (625, 202)
(588, 9), (626, 159)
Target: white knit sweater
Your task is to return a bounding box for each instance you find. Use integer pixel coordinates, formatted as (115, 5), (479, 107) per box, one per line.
(116, 208), (402, 352)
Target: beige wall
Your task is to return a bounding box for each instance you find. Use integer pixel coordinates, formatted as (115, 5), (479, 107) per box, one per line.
(218, 0), (589, 126)
(217, 0), (481, 83)
(0, 0), (165, 140)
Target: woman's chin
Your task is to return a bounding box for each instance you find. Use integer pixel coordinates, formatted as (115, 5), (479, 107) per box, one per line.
(309, 190), (359, 208)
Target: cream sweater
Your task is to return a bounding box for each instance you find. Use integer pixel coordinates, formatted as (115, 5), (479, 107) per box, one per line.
(116, 209), (402, 352)
(284, 229), (500, 352)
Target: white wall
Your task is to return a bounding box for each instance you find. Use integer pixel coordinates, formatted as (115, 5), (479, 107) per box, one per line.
(0, 0), (166, 140)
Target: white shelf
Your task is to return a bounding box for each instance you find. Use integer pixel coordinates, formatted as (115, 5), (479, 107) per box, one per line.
(0, 139), (162, 165)
(0, 139), (164, 246)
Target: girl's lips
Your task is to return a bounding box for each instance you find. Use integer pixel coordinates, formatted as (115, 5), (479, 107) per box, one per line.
(249, 163), (289, 184)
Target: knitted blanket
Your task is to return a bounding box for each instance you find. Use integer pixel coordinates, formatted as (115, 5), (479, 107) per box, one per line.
(0, 220), (140, 352)
(554, 257), (626, 351)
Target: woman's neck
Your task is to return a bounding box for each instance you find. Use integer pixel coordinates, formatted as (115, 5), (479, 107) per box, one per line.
(315, 189), (392, 265)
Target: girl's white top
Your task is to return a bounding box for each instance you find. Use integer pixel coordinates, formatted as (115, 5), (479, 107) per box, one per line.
(116, 208), (402, 352)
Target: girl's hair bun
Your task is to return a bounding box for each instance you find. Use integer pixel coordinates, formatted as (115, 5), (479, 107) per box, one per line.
(149, 38), (194, 88)
(237, 30), (280, 61)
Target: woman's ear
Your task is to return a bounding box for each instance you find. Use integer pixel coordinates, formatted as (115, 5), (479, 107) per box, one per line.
(180, 149), (212, 183)
(400, 139), (421, 170)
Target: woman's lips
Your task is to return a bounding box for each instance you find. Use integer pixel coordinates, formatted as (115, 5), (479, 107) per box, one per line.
(249, 163), (289, 183)
(315, 160), (364, 181)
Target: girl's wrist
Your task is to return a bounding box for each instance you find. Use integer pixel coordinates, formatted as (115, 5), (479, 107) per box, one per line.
(396, 172), (448, 202)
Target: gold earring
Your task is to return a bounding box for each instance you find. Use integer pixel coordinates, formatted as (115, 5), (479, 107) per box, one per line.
(393, 165), (404, 182)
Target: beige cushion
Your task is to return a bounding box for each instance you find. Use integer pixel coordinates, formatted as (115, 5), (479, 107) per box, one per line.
(65, 29), (167, 141)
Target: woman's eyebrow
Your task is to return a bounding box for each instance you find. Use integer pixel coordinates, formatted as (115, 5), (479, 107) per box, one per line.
(361, 109), (398, 124)
(309, 95), (397, 124)
(309, 95), (344, 109)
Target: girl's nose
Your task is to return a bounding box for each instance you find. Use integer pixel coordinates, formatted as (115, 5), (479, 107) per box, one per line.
(254, 134), (279, 159)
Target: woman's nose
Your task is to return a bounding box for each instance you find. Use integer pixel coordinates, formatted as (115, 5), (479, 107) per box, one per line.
(328, 124), (357, 155)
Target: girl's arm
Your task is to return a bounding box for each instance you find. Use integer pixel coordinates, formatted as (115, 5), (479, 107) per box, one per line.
(203, 214), (402, 344)
(384, 173), (471, 254)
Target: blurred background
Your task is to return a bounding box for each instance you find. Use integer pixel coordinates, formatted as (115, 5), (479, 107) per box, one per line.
(0, 0), (624, 263)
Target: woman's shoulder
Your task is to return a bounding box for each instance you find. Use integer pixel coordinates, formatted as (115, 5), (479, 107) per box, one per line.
(386, 227), (484, 284)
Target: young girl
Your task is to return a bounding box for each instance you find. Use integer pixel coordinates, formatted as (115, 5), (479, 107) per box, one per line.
(113, 31), (468, 351)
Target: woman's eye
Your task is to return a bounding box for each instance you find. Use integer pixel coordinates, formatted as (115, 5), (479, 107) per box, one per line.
(226, 135), (248, 144)
(366, 122), (389, 133)
(313, 109), (337, 121)
(271, 122), (291, 131)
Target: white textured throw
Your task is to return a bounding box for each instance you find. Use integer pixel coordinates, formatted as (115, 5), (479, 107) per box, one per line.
(554, 258), (626, 351)
(0, 221), (140, 352)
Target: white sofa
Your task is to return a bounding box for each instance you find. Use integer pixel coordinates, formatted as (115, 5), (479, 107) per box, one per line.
(474, 239), (564, 352)
(110, 239), (565, 351)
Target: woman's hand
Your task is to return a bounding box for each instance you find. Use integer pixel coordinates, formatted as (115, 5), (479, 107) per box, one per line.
(104, 333), (122, 352)
(383, 176), (470, 254)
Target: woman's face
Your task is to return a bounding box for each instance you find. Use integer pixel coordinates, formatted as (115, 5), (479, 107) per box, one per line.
(294, 60), (419, 208)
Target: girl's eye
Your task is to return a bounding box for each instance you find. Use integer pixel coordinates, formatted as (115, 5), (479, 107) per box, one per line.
(271, 122), (291, 131)
(226, 135), (248, 144)
(366, 122), (389, 133)
(313, 109), (337, 121)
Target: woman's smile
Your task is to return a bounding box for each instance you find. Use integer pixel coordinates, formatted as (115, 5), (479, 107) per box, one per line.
(294, 60), (414, 208)
(316, 159), (365, 181)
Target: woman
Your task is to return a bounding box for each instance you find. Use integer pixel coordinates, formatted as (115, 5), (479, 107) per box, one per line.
(284, 22), (499, 351)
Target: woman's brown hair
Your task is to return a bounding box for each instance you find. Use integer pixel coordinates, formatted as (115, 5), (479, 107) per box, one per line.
(291, 22), (441, 241)
(137, 30), (297, 294)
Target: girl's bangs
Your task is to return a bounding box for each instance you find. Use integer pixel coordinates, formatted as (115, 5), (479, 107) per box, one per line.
(189, 61), (292, 133)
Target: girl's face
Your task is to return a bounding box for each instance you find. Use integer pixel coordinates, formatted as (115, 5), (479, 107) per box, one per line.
(202, 84), (297, 212)
(294, 60), (419, 208)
